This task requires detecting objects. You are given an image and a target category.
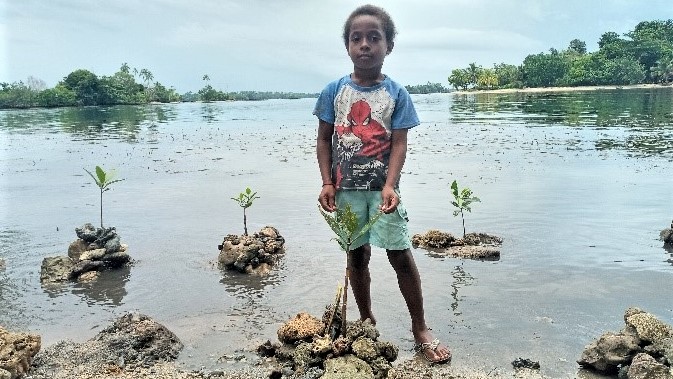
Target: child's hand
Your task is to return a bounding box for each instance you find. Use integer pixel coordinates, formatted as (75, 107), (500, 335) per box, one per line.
(380, 186), (399, 214)
(319, 185), (337, 212)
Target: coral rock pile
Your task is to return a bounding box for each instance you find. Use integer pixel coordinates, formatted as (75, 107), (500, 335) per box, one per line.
(578, 307), (673, 378)
(0, 326), (41, 379)
(218, 226), (285, 275)
(28, 313), (183, 378)
(260, 308), (398, 379)
(40, 223), (131, 283)
(412, 230), (502, 260)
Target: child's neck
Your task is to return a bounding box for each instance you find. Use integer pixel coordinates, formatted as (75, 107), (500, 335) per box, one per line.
(351, 69), (385, 87)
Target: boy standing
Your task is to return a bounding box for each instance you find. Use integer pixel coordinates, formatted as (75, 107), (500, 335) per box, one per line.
(314, 4), (451, 364)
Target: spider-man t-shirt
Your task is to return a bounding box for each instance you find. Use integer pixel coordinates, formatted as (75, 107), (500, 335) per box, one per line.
(313, 75), (420, 191)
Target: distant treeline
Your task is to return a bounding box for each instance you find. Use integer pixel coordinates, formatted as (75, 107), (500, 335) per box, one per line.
(9, 18), (670, 109)
(405, 82), (450, 94)
(0, 65), (317, 109)
(449, 19), (673, 90)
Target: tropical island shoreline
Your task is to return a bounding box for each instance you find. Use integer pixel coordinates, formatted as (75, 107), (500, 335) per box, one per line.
(452, 83), (671, 95)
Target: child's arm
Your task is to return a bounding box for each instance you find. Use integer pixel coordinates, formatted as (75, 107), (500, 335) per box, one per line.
(317, 119), (337, 212)
(380, 128), (408, 214)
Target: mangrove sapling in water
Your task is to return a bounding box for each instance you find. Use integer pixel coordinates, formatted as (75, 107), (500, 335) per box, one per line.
(319, 203), (382, 336)
(231, 187), (259, 236)
(84, 165), (124, 228)
(450, 180), (480, 238)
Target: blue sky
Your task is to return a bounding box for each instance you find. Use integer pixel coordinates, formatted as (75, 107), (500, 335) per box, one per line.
(2, 0), (672, 93)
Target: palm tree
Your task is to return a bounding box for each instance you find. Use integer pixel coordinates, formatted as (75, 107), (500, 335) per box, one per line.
(477, 69), (499, 89)
(467, 63), (481, 87)
(652, 58), (673, 83)
(140, 69), (155, 101)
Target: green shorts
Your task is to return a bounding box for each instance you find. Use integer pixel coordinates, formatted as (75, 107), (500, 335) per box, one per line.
(335, 190), (412, 251)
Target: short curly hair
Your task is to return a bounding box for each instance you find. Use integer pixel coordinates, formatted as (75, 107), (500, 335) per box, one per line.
(342, 4), (397, 50)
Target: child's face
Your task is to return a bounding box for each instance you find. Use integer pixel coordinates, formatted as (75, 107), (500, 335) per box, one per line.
(346, 15), (391, 71)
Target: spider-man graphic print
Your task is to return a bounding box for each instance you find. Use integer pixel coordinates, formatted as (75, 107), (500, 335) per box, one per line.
(313, 76), (420, 190)
(334, 97), (390, 189)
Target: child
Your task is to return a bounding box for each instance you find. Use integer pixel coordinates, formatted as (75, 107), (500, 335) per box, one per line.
(314, 4), (451, 364)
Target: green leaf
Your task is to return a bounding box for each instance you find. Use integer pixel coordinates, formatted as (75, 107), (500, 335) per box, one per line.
(449, 179), (480, 234)
(450, 180), (459, 198)
(95, 166), (106, 184)
(319, 203), (381, 252)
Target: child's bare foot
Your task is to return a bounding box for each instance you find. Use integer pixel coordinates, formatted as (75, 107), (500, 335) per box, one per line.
(413, 328), (451, 364)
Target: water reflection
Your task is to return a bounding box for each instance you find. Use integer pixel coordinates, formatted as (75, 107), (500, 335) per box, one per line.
(218, 268), (282, 340)
(451, 89), (673, 159)
(218, 267), (281, 300)
(41, 266), (131, 306)
(0, 104), (177, 142)
(448, 264), (474, 316)
(201, 103), (223, 123)
(71, 266), (130, 306)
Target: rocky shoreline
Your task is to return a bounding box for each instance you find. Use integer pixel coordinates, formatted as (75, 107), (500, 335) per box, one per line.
(2, 306), (670, 379)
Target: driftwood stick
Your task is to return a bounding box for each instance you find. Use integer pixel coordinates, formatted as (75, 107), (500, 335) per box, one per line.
(342, 265), (350, 336)
(324, 284), (343, 337)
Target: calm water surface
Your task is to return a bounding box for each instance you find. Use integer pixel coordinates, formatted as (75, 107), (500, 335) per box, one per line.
(1, 89), (672, 378)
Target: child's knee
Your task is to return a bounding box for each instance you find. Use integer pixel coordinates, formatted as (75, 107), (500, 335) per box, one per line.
(348, 244), (371, 268)
(386, 248), (414, 268)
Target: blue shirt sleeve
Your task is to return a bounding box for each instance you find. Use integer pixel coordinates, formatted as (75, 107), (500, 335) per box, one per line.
(390, 83), (420, 130)
(313, 80), (339, 124)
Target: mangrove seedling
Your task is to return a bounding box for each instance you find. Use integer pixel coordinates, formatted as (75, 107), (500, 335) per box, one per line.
(450, 180), (480, 238)
(319, 203), (382, 336)
(231, 187), (259, 236)
(84, 165), (125, 229)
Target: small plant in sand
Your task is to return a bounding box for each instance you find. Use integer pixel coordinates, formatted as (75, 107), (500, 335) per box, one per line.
(450, 180), (480, 238)
(84, 165), (124, 228)
(319, 203), (382, 335)
(231, 187), (259, 236)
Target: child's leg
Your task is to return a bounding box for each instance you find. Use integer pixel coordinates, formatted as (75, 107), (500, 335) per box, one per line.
(387, 248), (451, 362)
(347, 244), (376, 324)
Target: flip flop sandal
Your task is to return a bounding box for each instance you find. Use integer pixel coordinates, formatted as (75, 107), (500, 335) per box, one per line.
(414, 338), (452, 364)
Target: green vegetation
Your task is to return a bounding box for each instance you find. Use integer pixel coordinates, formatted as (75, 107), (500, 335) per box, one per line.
(231, 187), (260, 236)
(319, 203), (382, 335)
(84, 166), (124, 228)
(405, 82), (450, 94)
(448, 20), (673, 91)
(0, 64), (318, 109)
(450, 180), (480, 238)
(1, 63), (180, 109)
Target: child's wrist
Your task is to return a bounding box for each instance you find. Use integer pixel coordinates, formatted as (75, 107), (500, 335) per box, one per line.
(322, 183), (335, 187)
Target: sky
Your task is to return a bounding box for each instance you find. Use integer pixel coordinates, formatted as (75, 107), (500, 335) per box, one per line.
(2, 0), (672, 94)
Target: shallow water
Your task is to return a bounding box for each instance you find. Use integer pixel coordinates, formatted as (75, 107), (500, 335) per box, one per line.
(1, 90), (672, 378)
